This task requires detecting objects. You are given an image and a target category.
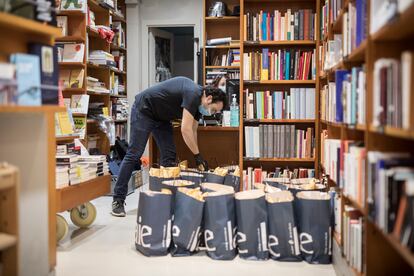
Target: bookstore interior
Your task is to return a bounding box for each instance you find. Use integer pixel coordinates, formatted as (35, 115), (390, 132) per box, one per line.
(0, 0), (414, 275)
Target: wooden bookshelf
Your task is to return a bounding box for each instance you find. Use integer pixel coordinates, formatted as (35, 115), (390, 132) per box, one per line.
(320, 1), (414, 275)
(244, 80), (316, 85)
(244, 40), (317, 46)
(205, 16), (240, 21)
(244, 157), (315, 162)
(205, 65), (240, 69)
(244, 119), (315, 123)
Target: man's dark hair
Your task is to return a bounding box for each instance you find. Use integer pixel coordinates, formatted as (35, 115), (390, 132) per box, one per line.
(203, 85), (228, 110)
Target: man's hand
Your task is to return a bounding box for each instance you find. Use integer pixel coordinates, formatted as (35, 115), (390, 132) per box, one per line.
(194, 154), (208, 171)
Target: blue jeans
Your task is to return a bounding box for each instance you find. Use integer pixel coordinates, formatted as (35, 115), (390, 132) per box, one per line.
(113, 98), (177, 201)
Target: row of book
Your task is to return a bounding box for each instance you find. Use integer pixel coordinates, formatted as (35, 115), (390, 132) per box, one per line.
(244, 9), (316, 42)
(342, 0), (367, 57)
(242, 167), (316, 191)
(243, 88), (315, 120)
(112, 50), (126, 72)
(205, 69), (240, 85)
(0, 44), (59, 106)
(320, 35), (342, 72)
(372, 52), (413, 130)
(245, 125), (315, 159)
(321, 131), (366, 206)
(112, 21), (126, 48)
(60, 69), (84, 89)
(321, 0), (343, 39)
(367, 151), (414, 254)
(88, 76), (110, 94)
(343, 205), (364, 273)
(209, 49), (240, 67)
(243, 49), (316, 81)
(320, 67), (366, 125)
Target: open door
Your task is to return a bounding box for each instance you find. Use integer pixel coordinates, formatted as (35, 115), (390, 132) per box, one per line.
(148, 28), (174, 86)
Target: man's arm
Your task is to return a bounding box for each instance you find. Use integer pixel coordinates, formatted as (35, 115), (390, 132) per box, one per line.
(181, 108), (199, 154)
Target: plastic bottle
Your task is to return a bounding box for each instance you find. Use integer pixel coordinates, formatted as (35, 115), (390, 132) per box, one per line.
(230, 94), (239, 127)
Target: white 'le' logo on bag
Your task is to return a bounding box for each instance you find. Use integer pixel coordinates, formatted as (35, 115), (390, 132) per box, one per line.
(300, 232), (314, 254)
(136, 216), (152, 248)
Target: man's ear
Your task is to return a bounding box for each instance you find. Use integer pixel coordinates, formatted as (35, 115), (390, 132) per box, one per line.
(206, 95), (213, 104)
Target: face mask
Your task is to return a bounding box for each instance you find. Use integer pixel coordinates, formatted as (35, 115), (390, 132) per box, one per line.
(218, 85), (226, 92)
(198, 105), (212, 116)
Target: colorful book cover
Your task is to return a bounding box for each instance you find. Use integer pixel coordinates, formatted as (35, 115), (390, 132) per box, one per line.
(10, 54), (41, 106)
(262, 12), (267, 41)
(261, 48), (269, 80)
(285, 50), (291, 80)
(73, 116), (86, 139)
(57, 111), (74, 135)
(335, 70), (350, 122)
(69, 69), (85, 88)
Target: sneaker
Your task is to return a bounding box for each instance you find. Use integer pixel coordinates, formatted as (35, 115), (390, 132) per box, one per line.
(111, 199), (126, 217)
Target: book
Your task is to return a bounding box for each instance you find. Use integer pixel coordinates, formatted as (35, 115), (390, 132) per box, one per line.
(29, 43), (59, 104)
(11, 0), (56, 24)
(56, 16), (68, 36)
(71, 94), (89, 114)
(10, 54), (42, 106)
(55, 112), (74, 135)
(62, 44), (85, 63)
(73, 116), (87, 139)
(69, 69), (85, 88)
(60, 0), (87, 13)
(60, 70), (71, 88)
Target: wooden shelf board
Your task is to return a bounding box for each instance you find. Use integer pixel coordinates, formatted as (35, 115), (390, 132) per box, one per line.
(342, 194), (366, 215)
(244, 119), (315, 123)
(0, 233), (17, 251)
(57, 10), (86, 16)
(244, 80), (316, 84)
(0, 12), (61, 38)
(0, 105), (65, 114)
(56, 35), (86, 42)
(111, 11), (126, 23)
(56, 135), (80, 142)
(321, 120), (366, 132)
(244, 40), (316, 46)
(56, 175), (111, 212)
(205, 45), (240, 49)
(371, 3), (414, 41)
(244, 157), (315, 162)
(87, 91), (110, 96)
(369, 219), (414, 269)
(72, 113), (87, 117)
(370, 125), (414, 140)
(110, 94), (127, 98)
(206, 65), (240, 69)
(59, 62), (86, 67)
(205, 16), (240, 21)
(114, 119), (128, 123)
(63, 88), (86, 93)
(88, 0), (109, 13)
(344, 40), (367, 63)
(87, 119), (97, 123)
(110, 45), (127, 52)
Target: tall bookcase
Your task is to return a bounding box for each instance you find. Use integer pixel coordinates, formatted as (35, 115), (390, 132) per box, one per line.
(319, 0), (414, 275)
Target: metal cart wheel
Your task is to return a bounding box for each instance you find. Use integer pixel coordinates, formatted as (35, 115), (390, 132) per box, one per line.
(70, 202), (97, 228)
(56, 214), (69, 242)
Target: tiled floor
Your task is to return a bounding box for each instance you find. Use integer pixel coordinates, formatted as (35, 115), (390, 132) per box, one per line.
(56, 188), (336, 276)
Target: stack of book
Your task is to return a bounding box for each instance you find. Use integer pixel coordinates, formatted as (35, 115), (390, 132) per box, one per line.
(244, 88), (315, 120)
(320, 67), (366, 125)
(78, 155), (109, 177)
(209, 49), (240, 66)
(112, 98), (129, 120)
(244, 125), (315, 159)
(242, 167), (316, 190)
(343, 205), (363, 273)
(372, 52), (413, 130)
(87, 76), (110, 94)
(243, 48), (316, 81)
(320, 35), (343, 71)
(89, 50), (116, 67)
(59, 69), (85, 89)
(56, 154), (81, 186)
(321, 132), (366, 205)
(244, 9), (316, 41)
(88, 102), (107, 117)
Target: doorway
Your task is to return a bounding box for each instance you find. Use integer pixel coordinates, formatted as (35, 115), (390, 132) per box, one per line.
(148, 26), (195, 86)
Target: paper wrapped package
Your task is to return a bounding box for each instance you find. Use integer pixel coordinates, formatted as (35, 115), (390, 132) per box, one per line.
(135, 190), (173, 256)
(204, 167), (228, 184)
(266, 191), (302, 262)
(235, 189), (269, 260)
(180, 171), (204, 185)
(149, 166), (180, 191)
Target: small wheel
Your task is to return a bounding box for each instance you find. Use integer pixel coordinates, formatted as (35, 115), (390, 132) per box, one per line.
(56, 214), (69, 242)
(70, 202), (97, 228)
